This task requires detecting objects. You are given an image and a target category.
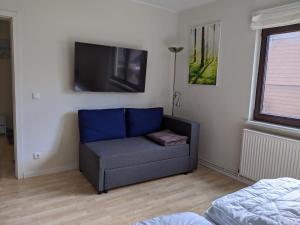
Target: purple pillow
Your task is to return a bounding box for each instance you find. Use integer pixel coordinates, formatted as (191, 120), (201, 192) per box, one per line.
(147, 129), (188, 146)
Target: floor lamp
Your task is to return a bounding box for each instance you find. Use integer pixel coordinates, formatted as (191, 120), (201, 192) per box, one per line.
(168, 47), (184, 117)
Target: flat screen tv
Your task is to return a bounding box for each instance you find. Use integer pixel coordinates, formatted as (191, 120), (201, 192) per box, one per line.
(74, 42), (148, 92)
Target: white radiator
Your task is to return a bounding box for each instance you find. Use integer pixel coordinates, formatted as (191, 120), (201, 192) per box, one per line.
(240, 129), (300, 181)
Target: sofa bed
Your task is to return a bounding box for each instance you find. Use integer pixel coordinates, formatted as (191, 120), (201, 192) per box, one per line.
(78, 107), (200, 194)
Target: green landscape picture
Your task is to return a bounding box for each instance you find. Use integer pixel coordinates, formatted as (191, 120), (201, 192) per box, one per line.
(189, 22), (220, 85)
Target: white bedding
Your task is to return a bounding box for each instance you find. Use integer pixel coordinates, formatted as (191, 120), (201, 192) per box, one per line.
(205, 177), (300, 225)
(132, 212), (214, 225)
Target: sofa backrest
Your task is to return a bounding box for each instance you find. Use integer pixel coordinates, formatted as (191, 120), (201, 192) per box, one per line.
(126, 107), (163, 137)
(78, 107), (164, 143)
(78, 108), (126, 143)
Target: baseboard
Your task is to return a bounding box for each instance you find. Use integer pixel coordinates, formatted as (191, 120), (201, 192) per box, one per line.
(22, 159), (253, 184)
(199, 159), (254, 185)
(23, 164), (78, 178)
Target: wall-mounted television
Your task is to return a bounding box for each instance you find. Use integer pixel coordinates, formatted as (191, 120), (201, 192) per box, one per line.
(74, 42), (148, 92)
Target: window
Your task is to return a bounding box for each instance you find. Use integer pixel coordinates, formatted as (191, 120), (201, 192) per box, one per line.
(254, 23), (300, 128)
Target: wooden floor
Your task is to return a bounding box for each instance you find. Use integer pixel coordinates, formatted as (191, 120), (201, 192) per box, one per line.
(0, 136), (245, 225)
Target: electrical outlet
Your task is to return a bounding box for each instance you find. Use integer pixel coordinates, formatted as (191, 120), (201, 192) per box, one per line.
(33, 152), (41, 159)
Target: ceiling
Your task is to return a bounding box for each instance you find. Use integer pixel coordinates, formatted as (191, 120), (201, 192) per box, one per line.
(130, 0), (216, 12)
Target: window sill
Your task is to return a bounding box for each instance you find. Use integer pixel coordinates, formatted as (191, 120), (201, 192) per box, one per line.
(246, 120), (300, 136)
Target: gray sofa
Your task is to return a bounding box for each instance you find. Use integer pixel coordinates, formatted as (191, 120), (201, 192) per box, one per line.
(79, 115), (200, 194)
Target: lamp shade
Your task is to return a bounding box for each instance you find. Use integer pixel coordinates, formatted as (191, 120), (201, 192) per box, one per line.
(168, 47), (184, 53)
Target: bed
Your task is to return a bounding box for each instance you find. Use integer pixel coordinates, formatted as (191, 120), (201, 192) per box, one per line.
(132, 212), (213, 225)
(132, 177), (300, 225)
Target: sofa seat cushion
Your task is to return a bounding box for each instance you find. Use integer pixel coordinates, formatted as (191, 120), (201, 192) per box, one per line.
(84, 136), (189, 169)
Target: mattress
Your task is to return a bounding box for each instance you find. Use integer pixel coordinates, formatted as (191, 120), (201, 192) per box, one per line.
(205, 177), (300, 225)
(132, 212), (215, 225)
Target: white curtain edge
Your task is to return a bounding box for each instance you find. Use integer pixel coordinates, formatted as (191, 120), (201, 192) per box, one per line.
(251, 2), (300, 30)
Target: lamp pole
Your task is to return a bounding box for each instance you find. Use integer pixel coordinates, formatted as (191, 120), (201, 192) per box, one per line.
(168, 47), (184, 117)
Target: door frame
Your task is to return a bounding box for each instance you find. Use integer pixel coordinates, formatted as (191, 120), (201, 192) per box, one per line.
(0, 9), (23, 179)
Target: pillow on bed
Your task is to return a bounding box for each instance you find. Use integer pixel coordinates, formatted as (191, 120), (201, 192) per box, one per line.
(147, 129), (188, 146)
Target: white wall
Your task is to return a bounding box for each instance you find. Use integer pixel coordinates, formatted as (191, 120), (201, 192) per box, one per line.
(3, 0), (297, 178)
(0, 0), (178, 177)
(0, 20), (13, 128)
(176, 0), (298, 174)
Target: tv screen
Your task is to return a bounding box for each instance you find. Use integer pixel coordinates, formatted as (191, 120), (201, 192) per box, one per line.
(74, 42), (148, 92)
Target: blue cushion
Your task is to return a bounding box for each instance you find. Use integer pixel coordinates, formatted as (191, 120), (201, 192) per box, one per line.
(126, 107), (163, 137)
(78, 108), (126, 143)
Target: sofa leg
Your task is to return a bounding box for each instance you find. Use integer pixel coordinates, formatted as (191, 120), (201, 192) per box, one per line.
(98, 190), (108, 195)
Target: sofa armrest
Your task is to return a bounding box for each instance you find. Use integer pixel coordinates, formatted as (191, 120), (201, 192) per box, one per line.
(163, 115), (200, 170)
(79, 144), (105, 193)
